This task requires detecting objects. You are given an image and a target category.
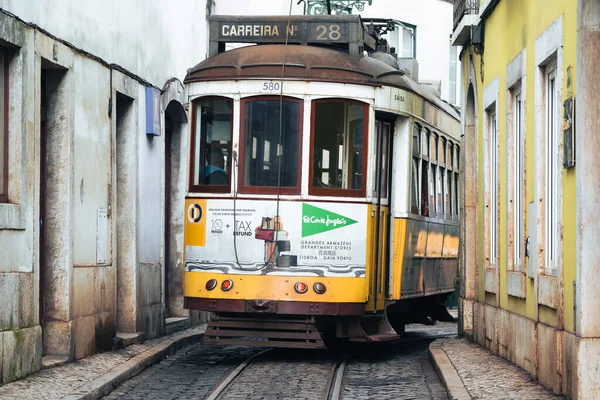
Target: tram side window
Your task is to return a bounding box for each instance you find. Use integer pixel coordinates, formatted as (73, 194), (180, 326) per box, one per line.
(447, 140), (453, 218)
(241, 98), (301, 193)
(190, 97), (233, 191)
(410, 125), (460, 219)
(410, 125), (420, 214)
(410, 124), (431, 216)
(310, 100), (367, 196)
(439, 138), (446, 217)
(454, 145), (460, 217)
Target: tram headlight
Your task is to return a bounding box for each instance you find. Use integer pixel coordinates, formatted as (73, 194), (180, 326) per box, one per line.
(313, 282), (327, 294)
(294, 282), (308, 294)
(205, 279), (218, 291)
(221, 279), (234, 292)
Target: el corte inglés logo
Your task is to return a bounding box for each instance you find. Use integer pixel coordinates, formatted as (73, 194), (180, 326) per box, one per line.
(301, 203), (358, 237)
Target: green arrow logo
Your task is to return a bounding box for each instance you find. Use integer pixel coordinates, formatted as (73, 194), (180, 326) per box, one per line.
(301, 203), (358, 237)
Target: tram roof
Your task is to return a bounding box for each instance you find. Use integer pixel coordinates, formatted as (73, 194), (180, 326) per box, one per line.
(184, 44), (459, 121)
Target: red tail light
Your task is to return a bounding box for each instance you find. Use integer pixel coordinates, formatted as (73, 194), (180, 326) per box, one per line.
(294, 282), (308, 294)
(206, 279), (218, 291)
(221, 279), (233, 291)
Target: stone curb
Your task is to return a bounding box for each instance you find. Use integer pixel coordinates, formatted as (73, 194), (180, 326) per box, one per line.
(428, 339), (471, 400)
(59, 329), (204, 400)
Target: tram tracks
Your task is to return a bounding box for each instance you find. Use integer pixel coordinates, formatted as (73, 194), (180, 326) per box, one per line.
(205, 348), (350, 400)
(204, 331), (456, 400)
(325, 357), (349, 400)
(205, 349), (272, 400)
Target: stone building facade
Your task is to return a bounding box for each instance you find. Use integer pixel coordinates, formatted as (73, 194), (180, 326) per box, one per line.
(453, 0), (600, 398)
(0, 1), (209, 384)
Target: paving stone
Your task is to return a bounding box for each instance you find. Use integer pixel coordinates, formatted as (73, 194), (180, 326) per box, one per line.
(0, 325), (205, 400)
(439, 338), (566, 400)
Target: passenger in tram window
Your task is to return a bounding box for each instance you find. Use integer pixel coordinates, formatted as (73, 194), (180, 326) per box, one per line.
(204, 149), (228, 185)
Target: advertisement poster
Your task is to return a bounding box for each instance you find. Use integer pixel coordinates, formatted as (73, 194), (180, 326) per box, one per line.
(185, 199), (367, 277)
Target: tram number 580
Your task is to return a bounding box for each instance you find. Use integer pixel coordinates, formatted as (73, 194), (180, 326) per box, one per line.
(262, 81), (281, 91)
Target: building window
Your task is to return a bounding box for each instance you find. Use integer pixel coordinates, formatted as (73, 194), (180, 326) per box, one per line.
(545, 59), (559, 274)
(189, 97), (233, 193)
(240, 97), (302, 194)
(401, 23), (416, 58)
(387, 21), (416, 58)
(0, 50), (8, 203)
(511, 85), (525, 270)
(486, 107), (498, 266)
(310, 99), (367, 197)
(449, 41), (457, 104)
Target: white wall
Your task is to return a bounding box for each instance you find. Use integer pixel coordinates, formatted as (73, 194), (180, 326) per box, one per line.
(0, 0), (208, 86)
(361, 0), (456, 104)
(213, 0), (458, 105)
(215, 0), (304, 15)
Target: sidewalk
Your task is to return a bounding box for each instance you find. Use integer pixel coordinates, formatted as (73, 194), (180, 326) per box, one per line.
(429, 338), (566, 400)
(0, 325), (206, 400)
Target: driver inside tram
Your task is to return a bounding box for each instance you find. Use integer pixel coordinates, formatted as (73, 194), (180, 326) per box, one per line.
(204, 149), (228, 185)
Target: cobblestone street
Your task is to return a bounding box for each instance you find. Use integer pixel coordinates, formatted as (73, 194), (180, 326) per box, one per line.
(101, 322), (457, 400)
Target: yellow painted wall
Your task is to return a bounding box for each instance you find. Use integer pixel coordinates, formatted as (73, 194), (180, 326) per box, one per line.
(461, 0), (577, 332)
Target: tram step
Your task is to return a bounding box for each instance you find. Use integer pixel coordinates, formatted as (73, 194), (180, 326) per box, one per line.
(203, 315), (326, 349)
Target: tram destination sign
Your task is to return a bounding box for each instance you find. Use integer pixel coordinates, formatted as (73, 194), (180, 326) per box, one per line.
(209, 15), (375, 57)
(218, 21), (348, 43)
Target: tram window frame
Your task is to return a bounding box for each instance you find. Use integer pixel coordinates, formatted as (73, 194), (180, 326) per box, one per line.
(439, 137), (446, 168)
(447, 141), (453, 172)
(454, 144), (460, 217)
(410, 124), (421, 214)
(429, 132), (438, 216)
(438, 137), (446, 217)
(238, 96), (303, 195)
(309, 98), (369, 198)
(446, 140), (453, 218)
(420, 127), (431, 216)
(188, 96), (234, 194)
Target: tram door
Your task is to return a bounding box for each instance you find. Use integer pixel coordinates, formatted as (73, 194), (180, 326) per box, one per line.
(369, 119), (392, 312)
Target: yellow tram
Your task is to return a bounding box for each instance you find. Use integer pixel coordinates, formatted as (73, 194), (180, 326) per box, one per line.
(183, 15), (460, 348)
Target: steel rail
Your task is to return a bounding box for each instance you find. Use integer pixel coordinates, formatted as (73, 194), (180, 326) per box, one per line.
(325, 356), (349, 400)
(205, 349), (272, 400)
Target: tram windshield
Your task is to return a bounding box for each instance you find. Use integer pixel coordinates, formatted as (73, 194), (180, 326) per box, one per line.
(241, 97), (301, 193)
(311, 100), (366, 195)
(190, 97), (233, 191)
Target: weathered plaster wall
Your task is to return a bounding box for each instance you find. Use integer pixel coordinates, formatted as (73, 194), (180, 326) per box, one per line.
(575, 0), (600, 398)
(457, 0), (600, 397)
(0, 10), (40, 384)
(0, 0), (208, 87)
(0, 0), (203, 383)
(71, 56), (111, 266)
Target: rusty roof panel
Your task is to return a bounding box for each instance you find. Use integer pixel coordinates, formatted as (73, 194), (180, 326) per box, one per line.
(185, 44), (385, 85)
(184, 44), (459, 120)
